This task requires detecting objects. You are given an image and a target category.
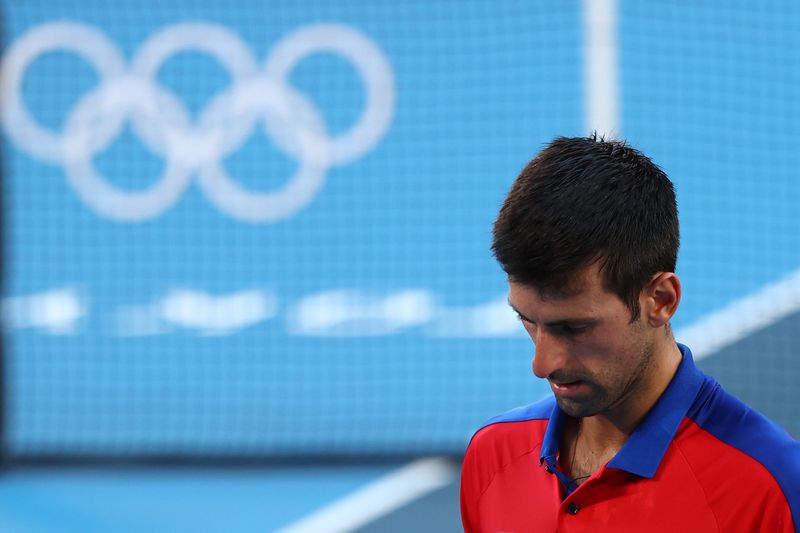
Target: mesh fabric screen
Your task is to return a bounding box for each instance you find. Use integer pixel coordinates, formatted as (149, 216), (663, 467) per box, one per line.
(0, 0), (797, 460)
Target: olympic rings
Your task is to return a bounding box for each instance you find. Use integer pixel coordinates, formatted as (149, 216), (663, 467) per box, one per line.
(0, 22), (396, 222)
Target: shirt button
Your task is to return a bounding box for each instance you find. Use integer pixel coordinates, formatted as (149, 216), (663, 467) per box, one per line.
(567, 503), (580, 515)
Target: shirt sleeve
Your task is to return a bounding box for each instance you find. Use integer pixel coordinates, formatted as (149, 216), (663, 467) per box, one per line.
(760, 490), (796, 533)
(709, 471), (797, 533)
(460, 435), (484, 533)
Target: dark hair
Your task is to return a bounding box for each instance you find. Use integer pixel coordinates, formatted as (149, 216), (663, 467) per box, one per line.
(492, 135), (679, 320)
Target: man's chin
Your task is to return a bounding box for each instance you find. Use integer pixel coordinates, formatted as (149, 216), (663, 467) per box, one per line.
(554, 396), (603, 418)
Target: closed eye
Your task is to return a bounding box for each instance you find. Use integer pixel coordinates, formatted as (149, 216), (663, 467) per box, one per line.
(508, 302), (597, 337)
(550, 323), (592, 337)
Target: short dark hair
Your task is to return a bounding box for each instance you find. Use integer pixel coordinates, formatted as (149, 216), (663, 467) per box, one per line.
(492, 135), (679, 320)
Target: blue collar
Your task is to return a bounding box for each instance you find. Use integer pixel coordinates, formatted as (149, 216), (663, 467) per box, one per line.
(539, 343), (705, 479)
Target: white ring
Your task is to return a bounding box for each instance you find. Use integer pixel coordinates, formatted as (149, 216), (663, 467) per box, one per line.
(62, 79), (194, 221)
(197, 78), (331, 222)
(0, 22), (126, 163)
(264, 23), (395, 164)
(130, 23), (259, 158)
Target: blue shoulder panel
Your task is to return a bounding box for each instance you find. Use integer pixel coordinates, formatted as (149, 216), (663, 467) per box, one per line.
(482, 395), (556, 429)
(464, 395), (556, 453)
(688, 377), (800, 529)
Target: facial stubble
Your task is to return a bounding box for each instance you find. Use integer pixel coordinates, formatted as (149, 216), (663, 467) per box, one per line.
(554, 329), (656, 420)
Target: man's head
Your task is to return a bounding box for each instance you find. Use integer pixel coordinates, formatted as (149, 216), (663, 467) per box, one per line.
(493, 135), (681, 418)
(492, 135), (678, 321)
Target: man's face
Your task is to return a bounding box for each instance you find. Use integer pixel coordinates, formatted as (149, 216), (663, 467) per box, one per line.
(508, 265), (656, 419)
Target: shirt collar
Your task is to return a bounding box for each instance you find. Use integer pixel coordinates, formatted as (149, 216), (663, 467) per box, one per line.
(539, 343), (705, 478)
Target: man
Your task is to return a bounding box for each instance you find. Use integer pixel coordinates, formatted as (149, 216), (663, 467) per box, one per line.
(460, 136), (800, 532)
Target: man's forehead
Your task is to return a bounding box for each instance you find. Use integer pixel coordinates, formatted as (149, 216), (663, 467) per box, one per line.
(508, 281), (585, 308)
(508, 264), (605, 302)
(506, 276), (622, 325)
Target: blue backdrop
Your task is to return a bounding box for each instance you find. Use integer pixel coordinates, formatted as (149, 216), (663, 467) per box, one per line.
(2, 0), (798, 457)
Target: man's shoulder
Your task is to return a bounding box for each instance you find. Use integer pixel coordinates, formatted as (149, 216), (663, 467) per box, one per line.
(460, 397), (556, 529)
(462, 396), (554, 494)
(682, 378), (800, 511)
(686, 377), (799, 465)
(482, 395), (556, 427)
(466, 396), (554, 458)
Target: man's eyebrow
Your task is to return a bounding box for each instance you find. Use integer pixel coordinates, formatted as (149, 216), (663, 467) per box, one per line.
(507, 299), (599, 326)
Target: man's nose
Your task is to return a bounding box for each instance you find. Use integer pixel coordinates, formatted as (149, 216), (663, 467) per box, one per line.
(531, 330), (566, 379)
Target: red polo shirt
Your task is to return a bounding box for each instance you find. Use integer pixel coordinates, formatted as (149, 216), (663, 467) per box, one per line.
(460, 344), (800, 532)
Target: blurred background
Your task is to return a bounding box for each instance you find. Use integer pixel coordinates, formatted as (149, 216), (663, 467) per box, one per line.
(0, 0), (798, 531)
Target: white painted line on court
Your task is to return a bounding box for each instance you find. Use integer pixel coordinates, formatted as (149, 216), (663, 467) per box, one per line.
(583, 0), (619, 138)
(275, 457), (458, 533)
(678, 268), (800, 360)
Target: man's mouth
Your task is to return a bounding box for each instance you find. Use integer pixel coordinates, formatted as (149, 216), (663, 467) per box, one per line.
(552, 380), (581, 388)
(549, 380), (586, 395)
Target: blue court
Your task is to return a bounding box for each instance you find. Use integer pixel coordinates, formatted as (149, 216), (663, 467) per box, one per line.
(0, 464), (418, 532)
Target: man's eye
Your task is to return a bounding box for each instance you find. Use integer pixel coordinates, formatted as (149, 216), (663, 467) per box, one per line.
(555, 324), (588, 336)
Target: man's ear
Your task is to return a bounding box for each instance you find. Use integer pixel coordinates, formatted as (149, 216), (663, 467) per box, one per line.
(643, 272), (681, 328)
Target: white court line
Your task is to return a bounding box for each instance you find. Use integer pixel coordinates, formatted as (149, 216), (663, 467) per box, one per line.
(677, 268), (800, 360)
(275, 457), (458, 533)
(583, 0), (619, 137)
